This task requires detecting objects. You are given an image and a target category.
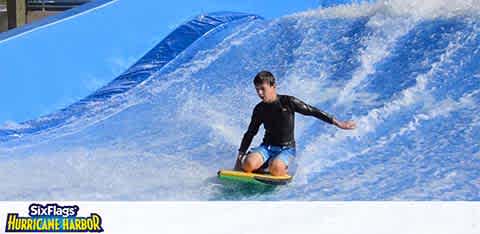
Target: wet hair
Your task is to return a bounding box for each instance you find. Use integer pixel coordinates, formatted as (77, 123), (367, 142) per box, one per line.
(254, 70), (275, 86)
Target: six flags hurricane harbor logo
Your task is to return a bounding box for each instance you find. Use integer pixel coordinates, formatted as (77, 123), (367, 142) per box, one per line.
(5, 203), (104, 232)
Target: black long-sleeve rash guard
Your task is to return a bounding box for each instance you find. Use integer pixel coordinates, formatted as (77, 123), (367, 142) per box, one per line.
(238, 94), (335, 154)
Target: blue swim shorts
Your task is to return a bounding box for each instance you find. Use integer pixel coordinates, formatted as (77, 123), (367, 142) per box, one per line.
(248, 143), (297, 173)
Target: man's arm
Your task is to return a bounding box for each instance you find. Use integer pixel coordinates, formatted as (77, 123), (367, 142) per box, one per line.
(238, 106), (262, 155)
(290, 96), (335, 124)
(290, 96), (356, 129)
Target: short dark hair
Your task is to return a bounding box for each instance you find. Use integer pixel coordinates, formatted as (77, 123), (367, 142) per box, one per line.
(254, 70), (275, 86)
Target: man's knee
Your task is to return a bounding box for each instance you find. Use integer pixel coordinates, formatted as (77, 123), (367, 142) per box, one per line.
(242, 153), (263, 172)
(269, 159), (287, 176)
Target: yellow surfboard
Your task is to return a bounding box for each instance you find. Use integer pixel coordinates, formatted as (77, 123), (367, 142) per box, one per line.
(217, 169), (292, 185)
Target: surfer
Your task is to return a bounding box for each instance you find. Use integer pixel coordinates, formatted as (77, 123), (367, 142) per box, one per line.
(235, 70), (356, 176)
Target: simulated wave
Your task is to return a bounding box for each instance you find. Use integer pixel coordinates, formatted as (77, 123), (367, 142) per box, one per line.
(0, 0), (479, 200)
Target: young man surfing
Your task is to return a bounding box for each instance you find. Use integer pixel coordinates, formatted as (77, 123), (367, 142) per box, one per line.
(235, 71), (356, 176)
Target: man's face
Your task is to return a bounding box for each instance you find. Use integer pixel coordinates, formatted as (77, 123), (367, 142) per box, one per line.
(255, 82), (276, 102)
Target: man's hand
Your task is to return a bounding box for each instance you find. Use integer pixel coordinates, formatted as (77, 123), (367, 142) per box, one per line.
(333, 119), (356, 130)
(234, 152), (246, 170)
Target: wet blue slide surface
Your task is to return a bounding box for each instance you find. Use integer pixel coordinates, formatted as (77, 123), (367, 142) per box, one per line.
(0, 0), (479, 200)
